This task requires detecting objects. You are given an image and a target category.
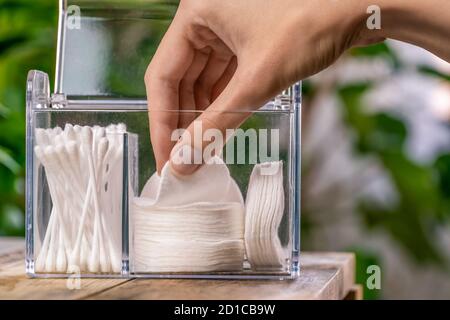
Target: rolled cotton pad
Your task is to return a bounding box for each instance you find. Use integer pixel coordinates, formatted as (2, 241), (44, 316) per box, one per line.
(244, 161), (286, 270)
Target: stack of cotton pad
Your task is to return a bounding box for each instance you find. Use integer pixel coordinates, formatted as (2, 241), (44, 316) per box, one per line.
(132, 156), (245, 273)
(244, 161), (286, 270)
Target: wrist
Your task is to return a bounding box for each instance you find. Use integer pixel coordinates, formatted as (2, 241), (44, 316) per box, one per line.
(369, 0), (421, 40)
(328, 0), (388, 49)
(354, 0), (450, 61)
(345, 0), (391, 47)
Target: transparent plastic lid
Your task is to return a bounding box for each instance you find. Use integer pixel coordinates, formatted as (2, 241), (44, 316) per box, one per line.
(55, 0), (299, 110)
(56, 0), (178, 99)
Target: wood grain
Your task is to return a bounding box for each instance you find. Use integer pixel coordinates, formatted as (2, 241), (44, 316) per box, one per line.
(345, 285), (364, 300)
(92, 267), (344, 300)
(0, 238), (356, 300)
(0, 237), (23, 256)
(0, 239), (130, 300)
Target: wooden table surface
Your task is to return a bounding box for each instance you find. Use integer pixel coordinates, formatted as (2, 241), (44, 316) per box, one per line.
(0, 237), (360, 300)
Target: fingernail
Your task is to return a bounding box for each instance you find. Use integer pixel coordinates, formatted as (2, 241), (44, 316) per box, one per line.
(169, 144), (202, 176)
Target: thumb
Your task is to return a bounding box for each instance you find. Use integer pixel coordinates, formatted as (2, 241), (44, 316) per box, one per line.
(169, 72), (257, 176)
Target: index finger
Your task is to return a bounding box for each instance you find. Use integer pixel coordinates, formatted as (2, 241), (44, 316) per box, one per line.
(145, 18), (195, 173)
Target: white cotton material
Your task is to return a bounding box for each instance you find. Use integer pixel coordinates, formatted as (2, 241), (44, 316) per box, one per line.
(34, 124), (126, 274)
(132, 156), (246, 273)
(244, 161), (286, 270)
(140, 157), (244, 206)
(133, 240), (244, 272)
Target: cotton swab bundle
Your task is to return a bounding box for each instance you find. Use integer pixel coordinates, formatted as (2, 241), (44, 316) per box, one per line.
(34, 124), (128, 274)
(244, 161), (286, 270)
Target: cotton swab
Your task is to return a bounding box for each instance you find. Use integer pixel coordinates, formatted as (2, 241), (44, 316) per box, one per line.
(79, 127), (101, 273)
(84, 126), (122, 273)
(35, 129), (49, 147)
(101, 129), (123, 273)
(42, 146), (74, 264)
(34, 123), (128, 274)
(95, 138), (111, 273)
(34, 146), (61, 272)
(55, 223), (67, 272)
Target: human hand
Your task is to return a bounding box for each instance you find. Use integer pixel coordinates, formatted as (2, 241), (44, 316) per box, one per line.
(145, 0), (449, 175)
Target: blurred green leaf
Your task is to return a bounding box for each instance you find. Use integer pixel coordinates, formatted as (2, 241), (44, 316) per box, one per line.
(0, 146), (20, 173)
(350, 42), (392, 57)
(349, 42), (401, 68)
(418, 66), (450, 82)
(0, 34), (29, 54)
(0, 101), (9, 117)
(0, 205), (24, 236)
(338, 84), (449, 266)
(360, 204), (445, 264)
(0, 0), (56, 235)
(435, 154), (450, 192)
(349, 248), (382, 299)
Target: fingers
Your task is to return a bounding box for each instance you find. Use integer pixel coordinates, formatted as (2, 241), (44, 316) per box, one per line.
(178, 47), (211, 129)
(194, 40), (234, 109)
(211, 56), (238, 101)
(169, 70), (254, 176)
(145, 19), (195, 173)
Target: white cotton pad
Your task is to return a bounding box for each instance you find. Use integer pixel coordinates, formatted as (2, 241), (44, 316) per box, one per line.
(133, 203), (245, 272)
(244, 161), (286, 270)
(132, 156), (245, 273)
(140, 156), (244, 206)
(133, 202), (245, 241)
(133, 240), (244, 273)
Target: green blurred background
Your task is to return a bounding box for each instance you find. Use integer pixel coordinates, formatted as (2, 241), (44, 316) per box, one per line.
(1, 0), (449, 299)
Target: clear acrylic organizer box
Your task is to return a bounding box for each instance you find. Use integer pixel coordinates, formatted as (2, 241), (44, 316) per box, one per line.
(25, 0), (301, 279)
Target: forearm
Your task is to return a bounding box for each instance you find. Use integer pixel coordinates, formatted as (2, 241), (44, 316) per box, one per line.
(366, 0), (450, 61)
